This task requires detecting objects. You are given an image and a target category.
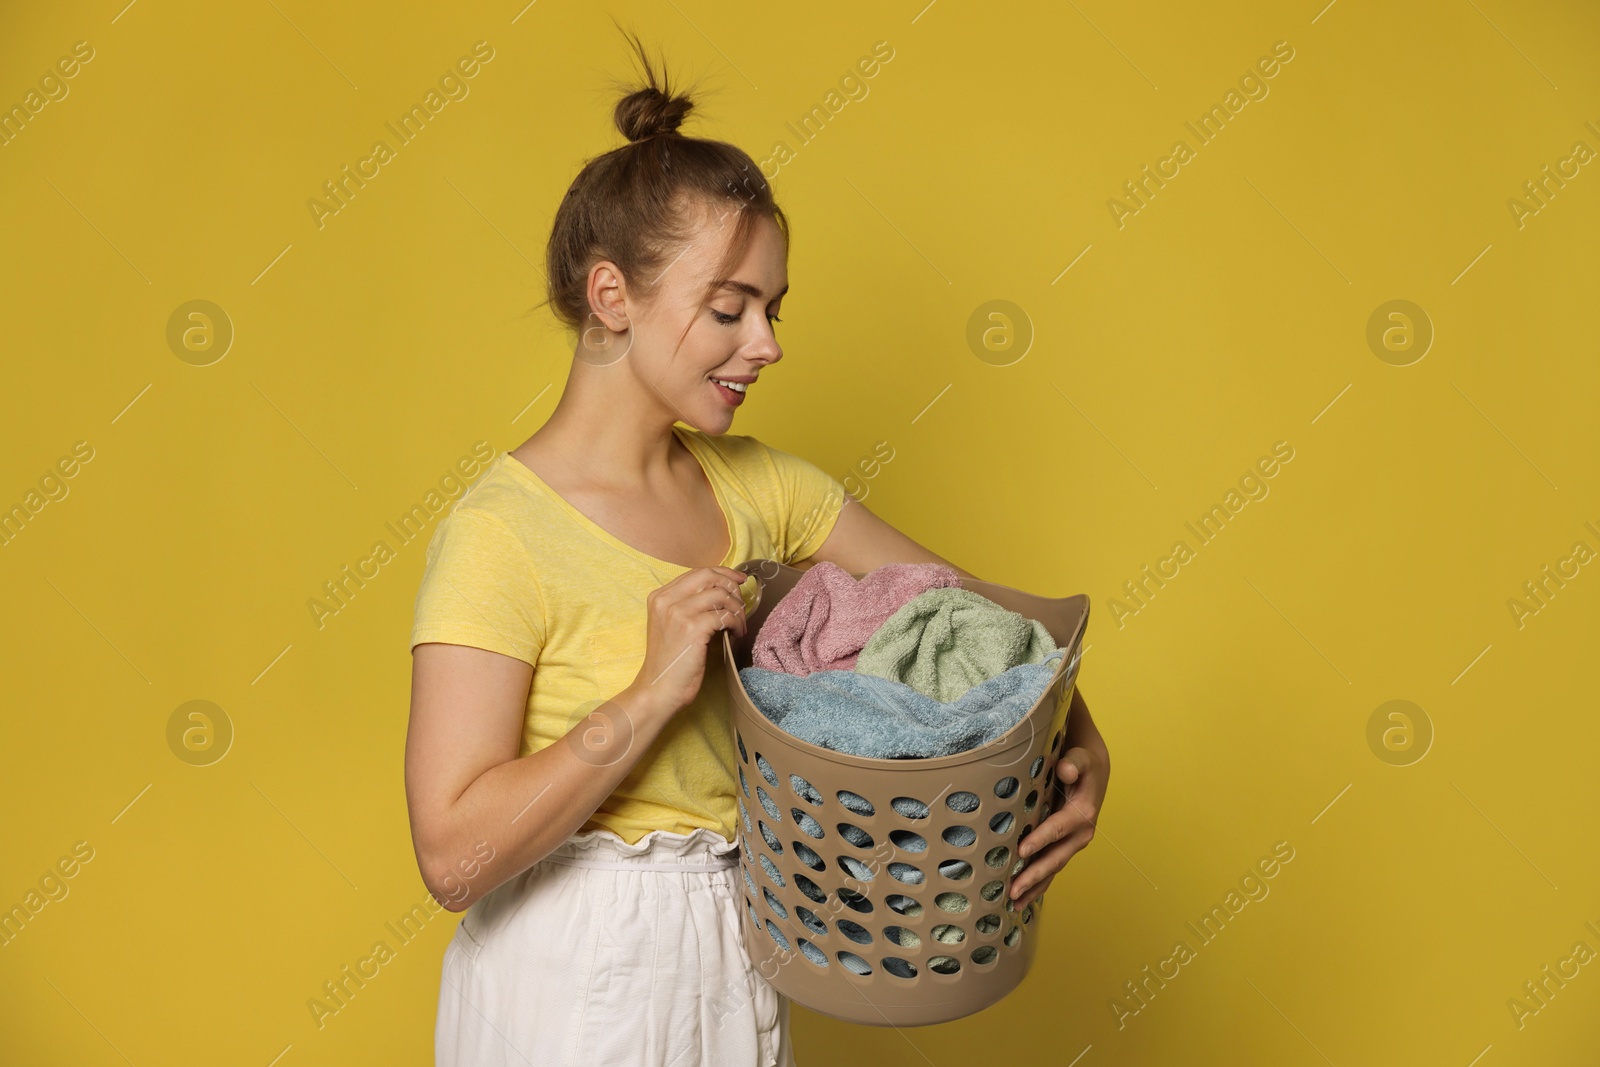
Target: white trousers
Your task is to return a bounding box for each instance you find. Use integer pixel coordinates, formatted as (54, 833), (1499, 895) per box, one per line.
(436, 827), (796, 1066)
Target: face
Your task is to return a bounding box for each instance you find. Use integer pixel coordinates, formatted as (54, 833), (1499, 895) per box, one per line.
(587, 202), (787, 434)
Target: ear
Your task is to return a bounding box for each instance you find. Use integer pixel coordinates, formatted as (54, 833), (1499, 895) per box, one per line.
(586, 260), (631, 331)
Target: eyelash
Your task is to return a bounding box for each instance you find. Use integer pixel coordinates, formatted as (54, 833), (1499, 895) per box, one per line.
(713, 310), (782, 326)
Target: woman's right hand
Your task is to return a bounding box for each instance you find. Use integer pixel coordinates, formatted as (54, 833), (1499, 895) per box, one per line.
(632, 566), (752, 716)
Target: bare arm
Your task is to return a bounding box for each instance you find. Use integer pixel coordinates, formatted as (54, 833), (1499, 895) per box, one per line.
(798, 495), (981, 581)
(404, 643), (680, 912)
(404, 565), (751, 913)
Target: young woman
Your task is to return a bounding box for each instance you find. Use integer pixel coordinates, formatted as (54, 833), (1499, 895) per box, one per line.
(404, 36), (1110, 1067)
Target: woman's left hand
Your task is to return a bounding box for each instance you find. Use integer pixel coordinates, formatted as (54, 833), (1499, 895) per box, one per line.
(1009, 692), (1110, 910)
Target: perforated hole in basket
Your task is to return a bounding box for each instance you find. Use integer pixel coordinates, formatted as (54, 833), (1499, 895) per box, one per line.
(755, 753), (779, 788)
(795, 875), (826, 903)
(837, 791), (875, 817)
(741, 866), (757, 897)
(799, 940), (828, 967)
(790, 774), (822, 806)
(765, 919), (791, 951)
(837, 856), (874, 881)
(792, 841), (824, 871)
(797, 906), (827, 936)
(972, 946), (998, 966)
(738, 767), (749, 798)
(931, 923), (966, 945)
(759, 854), (786, 888)
(837, 823), (873, 848)
(887, 862), (924, 885)
(746, 897), (758, 928)
(939, 860), (973, 881)
(1030, 755), (1045, 779)
(985, 846), (1011, 869)
(836, 919), (872, 945)
(892, 796), (930, 820)
(941, 825), (976, 848)
(993, 776), (1018, 799)
(1023, 789), (1038, 813)
(946, 791), (980, 814)
(886, 894), (922, 917)
(759, 821), (783, 854)
(935, 892), (969, 913)
(756, 786), (781, 821)
(736, 731), (747, 764)
(976, 913), (1001, 935)
(837, 951), (872, 975)
(838, 888), (873, 914)
(891, 829), (928, 852)
(1004, 926), (1022, 948)
(882, 957), (917, 979)
(928, 955), (961, 975)
(792, 809), (825, 839)
(737, 797), (752, 834)
(980, 880), (1005, 902)
(763, 887), (788, 919)
(883, 925), (920, 949)
(988, 811), (1014, 834)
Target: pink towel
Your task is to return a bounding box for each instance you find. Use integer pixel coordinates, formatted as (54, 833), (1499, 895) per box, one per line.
(751, 560), (964, 676)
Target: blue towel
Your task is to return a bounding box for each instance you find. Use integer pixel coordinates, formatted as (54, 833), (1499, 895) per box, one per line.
(739, 650), (1064, 760)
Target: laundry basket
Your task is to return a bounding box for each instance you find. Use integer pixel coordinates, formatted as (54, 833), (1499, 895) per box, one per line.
(721, 559), (1089, 1027)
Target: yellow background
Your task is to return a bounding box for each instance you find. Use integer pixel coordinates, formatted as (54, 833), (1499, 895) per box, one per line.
(2, 0), (1597, 1063)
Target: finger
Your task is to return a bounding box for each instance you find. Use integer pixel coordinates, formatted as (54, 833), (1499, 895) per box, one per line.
(707, 575), (749, 605)
(1011, 826), (1094, 903)
(1013, 871), (1057, 912)
(1057, 747), (1091, 787)
(679, 589), (747, 636)
(699, 587), (748, 635)
(1017, 807), (1087, 859)
(686, 583), (746, 610)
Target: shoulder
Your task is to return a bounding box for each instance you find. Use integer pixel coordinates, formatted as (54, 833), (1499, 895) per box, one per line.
(422, 455), (551, 560)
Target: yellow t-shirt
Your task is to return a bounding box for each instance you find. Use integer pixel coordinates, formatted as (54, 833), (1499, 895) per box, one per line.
(409, 423), (850, 845)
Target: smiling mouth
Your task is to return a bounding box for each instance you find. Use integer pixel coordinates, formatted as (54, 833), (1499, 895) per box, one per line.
(711, 377), (750, 405)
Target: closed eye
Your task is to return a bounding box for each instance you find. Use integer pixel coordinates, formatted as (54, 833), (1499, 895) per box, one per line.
(712, 310), (783, 326)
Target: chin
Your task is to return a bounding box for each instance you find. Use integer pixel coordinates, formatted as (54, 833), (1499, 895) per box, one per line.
(696, 411), (736, 435)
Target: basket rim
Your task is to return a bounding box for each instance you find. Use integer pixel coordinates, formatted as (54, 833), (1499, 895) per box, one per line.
(722, 562), (1091, 773)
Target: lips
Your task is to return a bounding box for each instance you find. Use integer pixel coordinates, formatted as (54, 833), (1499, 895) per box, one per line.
(712, 378), (747, 406)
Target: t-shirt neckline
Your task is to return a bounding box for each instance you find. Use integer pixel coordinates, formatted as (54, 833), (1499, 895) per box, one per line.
(498, 424), (737, 571)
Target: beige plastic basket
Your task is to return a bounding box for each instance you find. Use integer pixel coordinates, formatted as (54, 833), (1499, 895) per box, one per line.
(721, 559), (1089, 1027)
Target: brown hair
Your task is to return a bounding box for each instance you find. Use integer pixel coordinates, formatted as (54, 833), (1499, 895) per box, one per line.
(538, 28), (788, 354)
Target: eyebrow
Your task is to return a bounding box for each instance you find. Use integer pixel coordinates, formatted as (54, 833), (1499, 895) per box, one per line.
(716, 280), (788, 301)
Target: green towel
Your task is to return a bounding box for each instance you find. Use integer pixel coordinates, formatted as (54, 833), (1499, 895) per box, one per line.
(854, 587), (1058, 701)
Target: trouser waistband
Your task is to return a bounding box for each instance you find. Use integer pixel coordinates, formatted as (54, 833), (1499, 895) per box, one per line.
(541, 827), (740, 873)
(543, 855), (739, 872)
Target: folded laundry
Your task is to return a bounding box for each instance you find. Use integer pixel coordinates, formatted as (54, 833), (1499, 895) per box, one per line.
(750, 560), (963, 676)
(854, 587), (1059, 702)
(739, 650), (1064, 760)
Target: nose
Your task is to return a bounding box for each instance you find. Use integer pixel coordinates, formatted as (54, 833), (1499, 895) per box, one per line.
(747, 323), (783, 366)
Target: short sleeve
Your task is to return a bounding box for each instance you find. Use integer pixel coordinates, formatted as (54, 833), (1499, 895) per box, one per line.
(409, 506), (547, 665)
(753, 438), (851, 565)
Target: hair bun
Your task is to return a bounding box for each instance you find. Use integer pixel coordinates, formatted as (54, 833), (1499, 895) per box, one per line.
(615, 84), (693, 143)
